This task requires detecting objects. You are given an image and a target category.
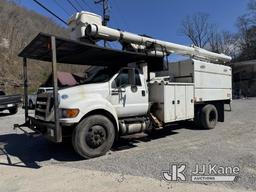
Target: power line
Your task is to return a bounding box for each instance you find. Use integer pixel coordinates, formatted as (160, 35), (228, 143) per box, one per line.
(80, 0), (94, 12)
(66, 0), (80, 12)
(33, 0), (68, 25)
(53, 0), (71, 16)
(74, 0), (84, 11)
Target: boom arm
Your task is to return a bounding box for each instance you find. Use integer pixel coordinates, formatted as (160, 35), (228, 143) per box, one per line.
(85, 24), (231, 63)
(68, 11), (232, 64)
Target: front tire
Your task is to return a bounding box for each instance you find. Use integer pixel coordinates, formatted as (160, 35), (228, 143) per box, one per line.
(72, 115), (115, 159)
(9, 107), (18, 115)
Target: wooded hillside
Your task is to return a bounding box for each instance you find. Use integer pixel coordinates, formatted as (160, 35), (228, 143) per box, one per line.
(0, 0), (79, 94)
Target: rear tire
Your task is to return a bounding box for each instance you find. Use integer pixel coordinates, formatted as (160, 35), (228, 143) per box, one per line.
(200, 104), (218, 129)
(72, 115), (115, 159)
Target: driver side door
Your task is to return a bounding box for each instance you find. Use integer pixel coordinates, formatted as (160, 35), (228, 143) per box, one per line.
(109, 68), (148, 118)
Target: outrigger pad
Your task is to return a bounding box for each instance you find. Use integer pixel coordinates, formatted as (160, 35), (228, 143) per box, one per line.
(19, 33), (163, 68)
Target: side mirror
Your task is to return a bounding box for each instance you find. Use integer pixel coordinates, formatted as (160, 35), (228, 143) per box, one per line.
(111, 80), (117, 89)
(128, 68), (136, 86)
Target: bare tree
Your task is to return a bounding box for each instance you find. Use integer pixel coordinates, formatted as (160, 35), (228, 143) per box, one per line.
(181, 12), (214, 48)
(235, 0), (256, 60)
(237, 16), (250, 49)
(248, 0), (256, 13)
(208, 28), (222, 53)
(236, 25), (256, 60)
(247, 0), (256, 26)
(208, 31), (240, 58)
(180, 12), (241, 59)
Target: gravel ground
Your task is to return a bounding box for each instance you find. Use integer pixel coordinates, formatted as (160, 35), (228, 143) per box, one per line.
(0, 98), (256, 191)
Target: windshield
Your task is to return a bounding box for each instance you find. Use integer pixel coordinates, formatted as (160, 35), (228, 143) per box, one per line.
(83, 67), (119, 84)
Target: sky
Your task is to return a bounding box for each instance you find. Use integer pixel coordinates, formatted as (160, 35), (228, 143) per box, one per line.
(17, 0), (250, 47)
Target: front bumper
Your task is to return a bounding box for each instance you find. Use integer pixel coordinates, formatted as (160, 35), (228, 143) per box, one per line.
(18, 116), (62, 142)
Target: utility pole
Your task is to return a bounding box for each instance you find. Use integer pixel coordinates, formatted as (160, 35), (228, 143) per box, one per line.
(95, 0), (110, 47)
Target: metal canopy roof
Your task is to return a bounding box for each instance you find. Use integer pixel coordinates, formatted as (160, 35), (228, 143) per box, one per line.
(18, 33), (163, 67)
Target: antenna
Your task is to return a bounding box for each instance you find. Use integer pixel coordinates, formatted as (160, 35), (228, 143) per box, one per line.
(66, 0), (80, 12)
(95, 0), (110, 47)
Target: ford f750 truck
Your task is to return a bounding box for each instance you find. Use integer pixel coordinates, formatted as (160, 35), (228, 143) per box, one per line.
(16, 12), (232, 159)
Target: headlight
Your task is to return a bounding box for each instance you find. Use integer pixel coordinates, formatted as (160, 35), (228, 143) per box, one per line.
(62, 108), (80, 118)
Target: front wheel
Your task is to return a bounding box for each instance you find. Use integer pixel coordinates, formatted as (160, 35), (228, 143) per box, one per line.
(9, 107), (18, 115)
(72, 115), (115, 159)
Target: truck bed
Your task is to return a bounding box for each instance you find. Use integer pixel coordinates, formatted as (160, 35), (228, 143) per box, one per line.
(169, 59), (232, 102)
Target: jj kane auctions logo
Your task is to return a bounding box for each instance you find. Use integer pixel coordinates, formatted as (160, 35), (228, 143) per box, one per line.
(162, 163), (240, 182)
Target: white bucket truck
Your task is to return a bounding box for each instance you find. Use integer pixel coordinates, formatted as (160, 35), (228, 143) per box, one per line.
(17, 12), (232, 159)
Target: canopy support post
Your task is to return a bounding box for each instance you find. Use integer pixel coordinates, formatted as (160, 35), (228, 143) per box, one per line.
(23, 57), (29, 121)
(51, 36), (62, 142)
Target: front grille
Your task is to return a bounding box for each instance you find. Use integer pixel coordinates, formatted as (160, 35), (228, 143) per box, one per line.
(35, 94), (51, 120)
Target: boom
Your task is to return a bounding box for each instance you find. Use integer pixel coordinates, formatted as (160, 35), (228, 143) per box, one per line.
(68, 11), (232, 63)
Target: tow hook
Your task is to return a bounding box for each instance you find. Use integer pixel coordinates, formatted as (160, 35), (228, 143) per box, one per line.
(13, 123), (35, 137)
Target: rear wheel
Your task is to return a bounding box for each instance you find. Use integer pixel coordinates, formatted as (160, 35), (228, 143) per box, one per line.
(200, 104), (218, 129)
(72, 115), (115, 159)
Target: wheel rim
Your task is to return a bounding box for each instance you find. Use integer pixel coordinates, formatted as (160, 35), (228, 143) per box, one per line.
(86, 125), (107, 149)
(209, 110), (216, 123)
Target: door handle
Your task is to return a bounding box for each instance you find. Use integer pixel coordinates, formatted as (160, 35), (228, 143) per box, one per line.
(177, 100), (180, 104)
(142, 90), (146, 96)
(119, 90), (126, 93)
(111, 90), (119, 95)
(111, 89), (125, 95)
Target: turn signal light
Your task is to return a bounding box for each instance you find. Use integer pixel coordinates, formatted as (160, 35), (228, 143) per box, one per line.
(62, 109), (80, 118)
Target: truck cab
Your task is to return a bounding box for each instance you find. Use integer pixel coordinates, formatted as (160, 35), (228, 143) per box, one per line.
(32, 65), (151, 158)
(36, 66), (148, 128)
